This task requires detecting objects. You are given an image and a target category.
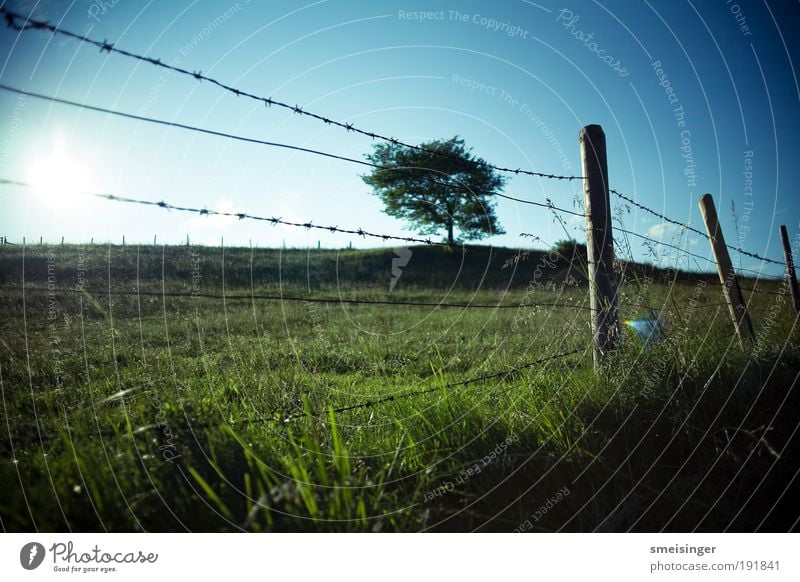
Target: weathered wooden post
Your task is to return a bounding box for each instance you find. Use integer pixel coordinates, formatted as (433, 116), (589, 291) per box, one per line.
(780, 225), (800, 315)
(698, 194), (754, 348)
(580, 124), (619, 369)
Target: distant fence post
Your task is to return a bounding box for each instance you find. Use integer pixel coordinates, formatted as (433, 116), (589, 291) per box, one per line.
(780, 224), (800, 315)
(698, 194), (754, 348)
(580, 124), (619, 369)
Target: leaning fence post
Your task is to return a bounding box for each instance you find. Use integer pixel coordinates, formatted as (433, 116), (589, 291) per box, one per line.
(780, 225), (800, 315)
(698, 194), (755, 348)
(580, 124), (619, 369)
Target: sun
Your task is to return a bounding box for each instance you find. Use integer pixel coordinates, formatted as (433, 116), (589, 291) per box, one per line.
(26, 140), (93, 206)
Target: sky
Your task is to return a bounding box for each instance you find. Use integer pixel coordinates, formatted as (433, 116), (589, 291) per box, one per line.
(0, 0), (798, 276)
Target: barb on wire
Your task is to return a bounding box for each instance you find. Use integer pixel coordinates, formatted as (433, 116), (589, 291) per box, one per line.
(610, 188), (783, 266)
(0, 7), (583, 183)
(10, 348), (585, 443)
(19, 285), (593, 311)
(0, 84), (571, 213)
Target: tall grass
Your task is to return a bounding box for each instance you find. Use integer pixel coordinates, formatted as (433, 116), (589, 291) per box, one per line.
(0, 243), (797, 531)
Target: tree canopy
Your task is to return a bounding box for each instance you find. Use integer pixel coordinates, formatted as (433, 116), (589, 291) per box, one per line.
(362, 137), (506, 245)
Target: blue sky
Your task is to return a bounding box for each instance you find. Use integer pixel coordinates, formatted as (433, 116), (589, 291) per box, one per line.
(0, 0), (798, 276)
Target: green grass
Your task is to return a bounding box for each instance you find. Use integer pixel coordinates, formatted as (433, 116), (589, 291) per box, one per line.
(1, 243), (799, 532)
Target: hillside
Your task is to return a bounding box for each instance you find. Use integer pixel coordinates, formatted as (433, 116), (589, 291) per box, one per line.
(0, 242), (725, 292)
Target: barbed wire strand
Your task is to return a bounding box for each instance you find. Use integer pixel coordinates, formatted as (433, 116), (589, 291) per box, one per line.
(0, 84), (578, 216)
(0, 176), (573, 249)
(613, 224), (785, 289)
(611, 188), (783, 266)
(0, 7), (584, 183)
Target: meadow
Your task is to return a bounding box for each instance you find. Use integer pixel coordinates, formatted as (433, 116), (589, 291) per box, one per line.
(1, 242), (798, 532)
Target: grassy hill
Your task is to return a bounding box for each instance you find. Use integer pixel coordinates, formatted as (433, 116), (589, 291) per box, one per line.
(0, 242), (797, 533)
(0, 241), (722, 292)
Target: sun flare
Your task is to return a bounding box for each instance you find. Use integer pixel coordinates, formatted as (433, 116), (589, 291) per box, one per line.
(26, 141), (92, 205)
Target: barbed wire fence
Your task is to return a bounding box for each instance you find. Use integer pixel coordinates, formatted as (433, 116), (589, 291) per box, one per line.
(0, 7), (797, 427)
(0, 8), (784, 265)
(0, 8), (585, 182)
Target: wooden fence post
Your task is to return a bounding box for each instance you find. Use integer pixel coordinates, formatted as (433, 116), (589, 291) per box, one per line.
(698, 194), (754, 348)
(580, 124), (619, 369)
(780, 224), (800, 315)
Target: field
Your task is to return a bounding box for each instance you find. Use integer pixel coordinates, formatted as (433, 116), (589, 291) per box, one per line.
(1, 242), (799, 532)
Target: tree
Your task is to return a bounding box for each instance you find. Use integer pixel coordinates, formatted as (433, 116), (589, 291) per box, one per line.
(362, 137), (506, 245)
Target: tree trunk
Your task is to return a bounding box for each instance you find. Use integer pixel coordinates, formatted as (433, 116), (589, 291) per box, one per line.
(447, 221), (454, 245)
